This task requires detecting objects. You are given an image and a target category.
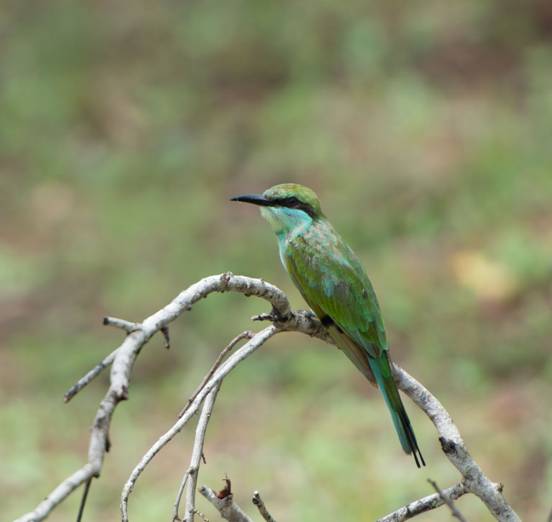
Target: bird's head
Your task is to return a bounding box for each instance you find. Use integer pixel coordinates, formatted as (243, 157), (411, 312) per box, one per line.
(231, 183), (324, 235)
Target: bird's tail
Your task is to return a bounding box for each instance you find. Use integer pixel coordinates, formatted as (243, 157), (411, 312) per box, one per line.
(368, 353), (425, 468)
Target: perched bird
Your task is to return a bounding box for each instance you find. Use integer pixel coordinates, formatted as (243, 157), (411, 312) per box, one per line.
(231, 183), (425, 467)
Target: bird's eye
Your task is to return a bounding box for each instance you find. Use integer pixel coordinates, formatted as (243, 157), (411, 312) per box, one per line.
(275, 196), (299, 207)
(274, 196), (314, 215)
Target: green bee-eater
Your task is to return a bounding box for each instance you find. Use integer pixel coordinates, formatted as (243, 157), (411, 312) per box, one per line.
(231, 183), (424, 467)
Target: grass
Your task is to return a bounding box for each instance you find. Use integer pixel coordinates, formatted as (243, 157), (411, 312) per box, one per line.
(2, 1), (552, 520)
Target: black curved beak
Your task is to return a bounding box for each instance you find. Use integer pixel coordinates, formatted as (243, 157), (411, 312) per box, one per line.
(230, 194), (272, 206)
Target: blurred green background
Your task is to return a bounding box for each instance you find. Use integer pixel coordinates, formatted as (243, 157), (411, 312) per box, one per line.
(2, 1), (552, 520)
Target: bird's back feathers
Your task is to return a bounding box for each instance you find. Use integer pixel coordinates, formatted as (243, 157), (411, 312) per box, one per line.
(281, 217), (425, 467)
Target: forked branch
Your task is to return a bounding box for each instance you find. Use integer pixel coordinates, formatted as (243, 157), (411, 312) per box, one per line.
(14, 273), (520, 522)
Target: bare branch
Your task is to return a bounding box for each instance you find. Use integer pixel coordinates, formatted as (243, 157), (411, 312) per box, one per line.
(174, 333), (254, 521)
(252, 491), (276, 522)
(76, 478), (92, 522)
(393, 366), (520, 521)
(173, 473), (190, 522)
(172, 383), (221, 522)
(120, 326), (278, 522)
(178, 331), (254, 419)
(161, 325), (171, 349)
(15, 273), (291, 522)
(15, 273), (521, 522)
(428, 479), (467, 522)
(377, 482), (469, 522)
(103, 316), (141, 333)
(14, 464), (98, 522)
(199, 485), (253, 522)
(253, 309), (331, 343)
(64, 348), (119, 402)
(193, 508), (211, 522)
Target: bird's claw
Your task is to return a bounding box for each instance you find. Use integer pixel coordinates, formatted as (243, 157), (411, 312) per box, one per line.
(251, 307), (292, 325)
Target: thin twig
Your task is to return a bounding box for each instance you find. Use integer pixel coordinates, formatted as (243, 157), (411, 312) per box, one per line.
(184, 385), (220, 522)
(75, 477), (92, 522)
(428, 479), (467, 522)
(102, 316), (141, 333)
(15, 273), (292, 522)
(377, 482), (469, 522)
(173, 473), (189, 522)
(172, 383), (221, 522)
(63, 317), (140, 402)
(64, 349), (119, 402)
(199, 485), (253, 522)
(393, 366), (519, 521)
(161, 326), (171, 349)
(178, 331), (253, 419)
(252, 491), (276, 522)
(193, 509), (210, 522)
(15, 273), (521, 522)
(120, 326), (278, 522)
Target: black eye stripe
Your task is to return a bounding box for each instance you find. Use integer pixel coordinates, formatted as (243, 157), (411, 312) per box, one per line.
(278, 196), (300, 207)
(271, 196), (317, 218)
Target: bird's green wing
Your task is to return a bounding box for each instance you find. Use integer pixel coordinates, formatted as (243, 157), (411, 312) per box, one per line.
(282, 222), (425, 467)
(283, 227), (388, 358)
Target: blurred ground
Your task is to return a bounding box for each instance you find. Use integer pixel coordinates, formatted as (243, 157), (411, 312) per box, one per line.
(1, 1), (552, 520)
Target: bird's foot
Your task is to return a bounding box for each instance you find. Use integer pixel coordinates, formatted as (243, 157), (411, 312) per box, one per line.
(251, 306), (292, 325)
